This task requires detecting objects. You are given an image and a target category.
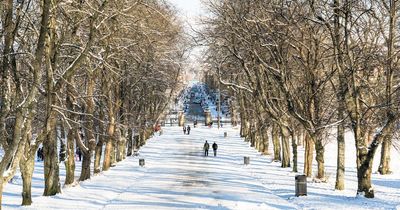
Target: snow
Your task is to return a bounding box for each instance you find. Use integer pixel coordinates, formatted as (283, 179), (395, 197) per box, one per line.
(3, 125), (400, 209)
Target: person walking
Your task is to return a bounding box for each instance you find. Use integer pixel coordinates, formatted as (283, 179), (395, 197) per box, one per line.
(203, 140), (210, 157)
(183, 125), (186, 135)
(59, 144), (66, 162)
(212, 142), (218, 156)
(37, 147), (42, 161)
(187, 125), (191, 135)
(40, 148), (44, 161)
(76, 147), (82, 161)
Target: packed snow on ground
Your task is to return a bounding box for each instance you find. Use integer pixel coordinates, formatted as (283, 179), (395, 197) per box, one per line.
(3, 125), (400, 210)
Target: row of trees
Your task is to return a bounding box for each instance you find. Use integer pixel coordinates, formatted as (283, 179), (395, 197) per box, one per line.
(0, 0), (186, 208)
(201, 0), (399, 198)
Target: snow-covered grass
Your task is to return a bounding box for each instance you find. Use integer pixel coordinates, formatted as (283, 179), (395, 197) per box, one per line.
(3, 125), (400, 209)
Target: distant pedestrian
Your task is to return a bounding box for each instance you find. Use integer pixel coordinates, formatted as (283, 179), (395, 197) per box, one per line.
(38, 147), (44, 161)
(203, 141), (210, 157)
(76, 148), (82, 161)
(212, 142), (218, 157)
(183, 126), (186, 135)
(40, 148), (44, 161)
(187, 125), (191, 135)
(59, 144), (66, 162)
(37, 148), (42, 161)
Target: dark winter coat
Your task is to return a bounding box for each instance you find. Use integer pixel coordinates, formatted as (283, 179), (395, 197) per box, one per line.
(204, 142), (210, 150)
(212, 143), (218, 150)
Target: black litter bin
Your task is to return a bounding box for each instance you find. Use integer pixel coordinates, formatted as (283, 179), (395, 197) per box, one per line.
(139, 158), (145, 167)
(295, 175), (307, 196)
(224, 132), (227, 138)
(244, 156), (250, 165)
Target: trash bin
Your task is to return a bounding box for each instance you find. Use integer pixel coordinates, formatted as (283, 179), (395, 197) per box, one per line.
(295, 175), (307, 196)
(244, 156), (250, 165)
(224, 132), (227, 138)
(139, 158), (145, 167)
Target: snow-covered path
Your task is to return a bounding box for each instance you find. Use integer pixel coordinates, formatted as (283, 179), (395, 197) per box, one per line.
(4, 125), (400, 209)
(18, 126), (295, 210)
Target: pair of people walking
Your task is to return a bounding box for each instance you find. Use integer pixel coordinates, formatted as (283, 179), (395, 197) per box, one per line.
(203, 141), (218, 157)
(183, 125), (191, 135)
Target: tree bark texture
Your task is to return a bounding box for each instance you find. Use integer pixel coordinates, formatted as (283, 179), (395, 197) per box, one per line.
(335, 122), (345, 190)
(304, 133), (313, 177)
(281, 127), (290, 168)
(272, 124), (281, 161)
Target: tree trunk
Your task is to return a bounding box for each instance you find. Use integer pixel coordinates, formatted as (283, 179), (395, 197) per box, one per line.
(272, 124), (281, 161)
(115, 129), (122, 162)
(43, 110), (61, 195)
(314, 136), (325, 180)
(0, 179), (3, 209)
(94, 109), (105, 174)
(378, 134), (392, 175)
(127, 128), (133, 156)
(79, 72), (97, 181)
(357, 140), (374, 198)
(18, 115), (38, 206)
(291, 131), (298, 173)
(64, 78), (76, 185)
(133, 134), (139, 152)
(110, 135), (117, 166)
(139, 129), (146, 147)
(243, 120), (250, 139)
(64, 128), (76, 185)
(304, 133), (313, 177)
(102, 118), (115, 171)
(20, 157), (35, 205)
(117, 137), (126, 162)
(378, 0), (396, 176)
(356, 121), (395, 198)
(230, 99), (238, 127)
(257, 128), (265, 153)
(103, 81), (116, 170)
(43, 0), (61, 195)
(94, 139), (104, 174)
(281, 127), (290, 168)
(250, 121), (256, 147)
(239, 95), (248, 137)
(122, 137), (127, 160)
(261, 126), (269, 155)
(335, 122), (345, 190)
(80, 151), (91, 181)
(76, 127), (92, 181)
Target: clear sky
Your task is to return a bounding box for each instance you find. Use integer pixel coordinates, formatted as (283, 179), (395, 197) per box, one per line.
(168, 0), (206, 80)
(168, 0), (204, 28)
(168, 0), (203, 17)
